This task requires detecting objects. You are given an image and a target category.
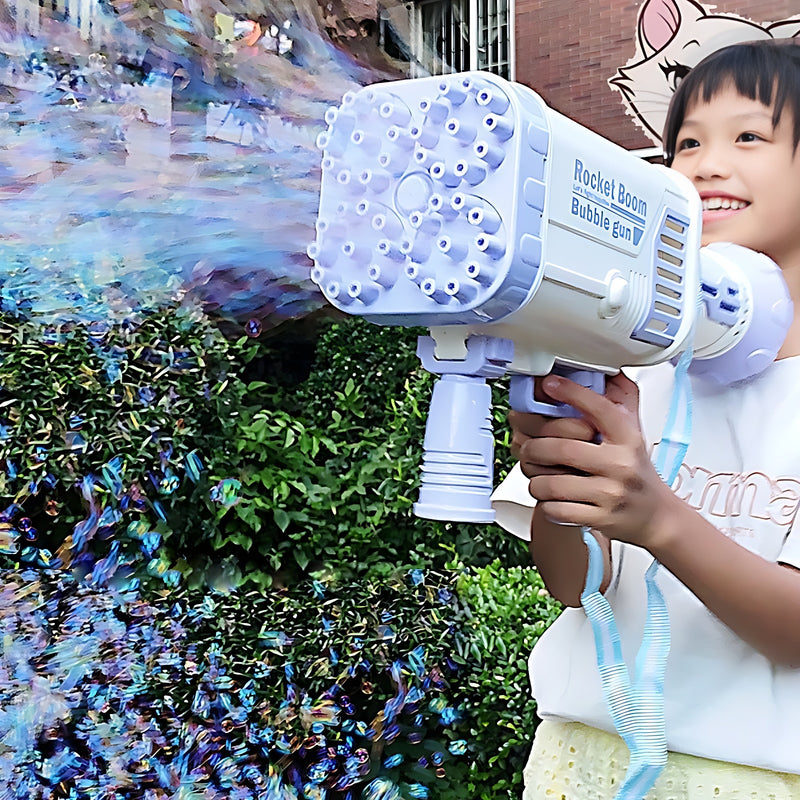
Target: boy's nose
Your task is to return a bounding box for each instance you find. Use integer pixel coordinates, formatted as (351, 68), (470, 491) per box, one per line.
(692, 147), (733, 181)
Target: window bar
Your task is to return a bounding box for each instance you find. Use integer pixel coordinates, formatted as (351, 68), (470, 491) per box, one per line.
(492, 0), (497, 71)
(448, 0), (454, 72)
(507, 0), (515, 79)
(469, 0), (478, 70)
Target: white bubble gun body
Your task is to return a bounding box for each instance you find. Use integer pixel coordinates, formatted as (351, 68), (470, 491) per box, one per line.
(309, 72), (792, 523)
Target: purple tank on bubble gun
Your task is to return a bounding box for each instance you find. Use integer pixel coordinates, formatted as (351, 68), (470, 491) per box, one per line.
(309, 72), (792, 523)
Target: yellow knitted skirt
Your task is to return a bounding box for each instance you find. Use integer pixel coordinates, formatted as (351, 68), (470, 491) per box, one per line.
(523, 720), (800, 800)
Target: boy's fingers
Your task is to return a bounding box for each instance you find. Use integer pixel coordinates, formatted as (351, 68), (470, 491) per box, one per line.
(508, 410), (596, 441)
(520, 437), (598, 477)
(540, 375), (639, 442)
(508, 410), (545, 439)
(604, 372), (640, 412)
(519, 437), (599, 479)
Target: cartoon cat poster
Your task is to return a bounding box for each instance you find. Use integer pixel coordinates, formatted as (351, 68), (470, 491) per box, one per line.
(611, 0), (800, 144)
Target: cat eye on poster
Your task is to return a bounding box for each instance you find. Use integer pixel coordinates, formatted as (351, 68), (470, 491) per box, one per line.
(610, 0), (800, 143)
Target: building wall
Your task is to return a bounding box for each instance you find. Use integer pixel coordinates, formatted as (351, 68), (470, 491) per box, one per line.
(514, 0), (800, 149)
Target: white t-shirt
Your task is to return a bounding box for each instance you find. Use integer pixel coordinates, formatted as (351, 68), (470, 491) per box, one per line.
(491, 358), (800, 774)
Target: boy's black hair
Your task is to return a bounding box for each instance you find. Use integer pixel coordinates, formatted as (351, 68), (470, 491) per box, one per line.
(662, 40), (800, 166)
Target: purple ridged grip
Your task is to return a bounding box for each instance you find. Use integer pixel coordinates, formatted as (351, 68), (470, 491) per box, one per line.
(414, 375), (497, 522)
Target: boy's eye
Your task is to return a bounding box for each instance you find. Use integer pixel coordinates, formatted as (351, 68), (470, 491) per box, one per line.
(737, 132), (763, 143)
(676, 137), (700, 152)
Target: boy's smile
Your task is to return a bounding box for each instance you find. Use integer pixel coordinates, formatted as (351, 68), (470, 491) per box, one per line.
(670, 85), (800, 270)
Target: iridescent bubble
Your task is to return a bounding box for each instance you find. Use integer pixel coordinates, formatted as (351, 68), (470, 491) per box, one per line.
(138, 386), (156, 406)
(18, 518), (37, 543)
(431, 752), (444, 766)
(158, 471), (179, 495)
(146, 557), (169, 577)
(363, 778), (401, 800)
(126, 520), (148, 540)
(210, 478), (241, 507)
(0, 524), (19, 555)
(163, 570), (182, 587)
(408, 646), (426, 677)
(407, 785), (429, 799)
(139, 531), (161, 558)
(245, 318), (263, 337)
(383, 723), (400, 743)
(428, 698), (447, 715)
(307, 758), (335, 783)
(382, 754), (404, 769)
(303, 783), (327, 800)
(184, 451), (203, 483)
(441, 707), (460, 725)
(448, 739), (468, 756)
(32, 446), (48, 464)
(406, 687), (424, 704)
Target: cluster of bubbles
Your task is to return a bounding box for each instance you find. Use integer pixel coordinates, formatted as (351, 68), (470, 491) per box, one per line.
(0, 19), (334, 334)
(0, 568), (468, 799)
(0, 443), (219, 589)
(0, 11), (483, 798)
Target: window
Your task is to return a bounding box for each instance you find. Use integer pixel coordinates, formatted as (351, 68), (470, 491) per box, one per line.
(404, 0), (514, 79)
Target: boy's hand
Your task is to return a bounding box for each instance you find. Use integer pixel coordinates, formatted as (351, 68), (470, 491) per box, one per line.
(509, 377), (596, 466)
(522, 372), (676, 548)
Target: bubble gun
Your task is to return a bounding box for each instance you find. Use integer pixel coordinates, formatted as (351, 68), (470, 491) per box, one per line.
(309, 72), (792, 523)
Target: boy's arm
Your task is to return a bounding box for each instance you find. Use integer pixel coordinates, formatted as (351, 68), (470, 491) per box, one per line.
(527, 373), (800, 668)
(509, 408), (612, 607)
(527, 510), (611, 607)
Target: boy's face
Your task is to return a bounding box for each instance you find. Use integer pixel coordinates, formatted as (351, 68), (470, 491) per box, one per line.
(671, 85), (800, 268)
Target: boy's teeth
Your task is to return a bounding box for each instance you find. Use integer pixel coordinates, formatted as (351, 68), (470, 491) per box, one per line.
(702, 197), (747, 211)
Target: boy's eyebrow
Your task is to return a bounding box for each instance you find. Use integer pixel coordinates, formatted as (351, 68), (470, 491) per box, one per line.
(680, 111), (774, 128)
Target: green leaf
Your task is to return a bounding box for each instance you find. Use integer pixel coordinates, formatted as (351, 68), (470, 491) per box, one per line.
(273, 508), (291, 532)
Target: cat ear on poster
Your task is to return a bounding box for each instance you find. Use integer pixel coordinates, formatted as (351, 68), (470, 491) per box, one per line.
(610, 0), (800, 144)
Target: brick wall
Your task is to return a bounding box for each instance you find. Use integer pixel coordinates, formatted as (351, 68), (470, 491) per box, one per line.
(514, 0), (800, 149)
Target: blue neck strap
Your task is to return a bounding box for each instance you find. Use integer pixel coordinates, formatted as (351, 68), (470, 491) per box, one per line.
(579, 343), (694, 800)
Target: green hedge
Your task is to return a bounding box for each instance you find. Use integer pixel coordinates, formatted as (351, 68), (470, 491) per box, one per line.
(0, 310), (560, 799)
